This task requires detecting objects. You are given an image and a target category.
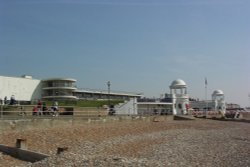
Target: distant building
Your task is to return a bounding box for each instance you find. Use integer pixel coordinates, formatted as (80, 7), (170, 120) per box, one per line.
(226, 103), (241, 110)
(226, 103), (244, 113)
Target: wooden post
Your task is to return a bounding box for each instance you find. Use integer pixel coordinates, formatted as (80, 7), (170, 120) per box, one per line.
(16, 138), (27, 149)
(57, 147), (68, 154)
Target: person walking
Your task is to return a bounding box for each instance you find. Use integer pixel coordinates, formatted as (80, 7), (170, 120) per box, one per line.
(37, 100), (43, 116)
(19, 105), (26, 116)
(52, 101), (59, 116)
(4, 96), (7, 105)
(32, 106), (38, 116)
(42, 101), (47, 115)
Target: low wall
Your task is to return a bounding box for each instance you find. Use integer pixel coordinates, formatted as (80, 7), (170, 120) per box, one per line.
(241, 112), (250, 119)
(0, 145), (49, 162)
(0, 115), (174, 134)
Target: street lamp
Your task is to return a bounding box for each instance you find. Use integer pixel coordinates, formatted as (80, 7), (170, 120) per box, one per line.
(107, 81), (111, 108)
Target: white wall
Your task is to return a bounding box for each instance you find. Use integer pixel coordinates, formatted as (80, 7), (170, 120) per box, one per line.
(0, 76), (42, 102)
(115, 98), (138, 115)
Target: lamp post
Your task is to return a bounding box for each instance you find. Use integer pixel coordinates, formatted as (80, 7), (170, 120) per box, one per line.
(248, 93), (250, 108)
(107, 81), (111, 108)
(205, 78), (208, 118)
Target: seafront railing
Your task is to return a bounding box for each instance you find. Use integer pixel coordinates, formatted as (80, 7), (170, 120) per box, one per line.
(0, 105), (109, 119)
(0, 107), (168, 119)
(1, 105), (249, 120)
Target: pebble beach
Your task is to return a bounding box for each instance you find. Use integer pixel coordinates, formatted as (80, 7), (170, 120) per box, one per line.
(0, 118), (249, 167)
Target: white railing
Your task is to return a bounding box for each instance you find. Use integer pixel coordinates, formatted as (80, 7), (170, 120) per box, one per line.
(0, 105), (108, 119)
(0, 105), (172, 119)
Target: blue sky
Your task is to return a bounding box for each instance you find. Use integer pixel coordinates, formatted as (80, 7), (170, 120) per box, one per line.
(1, 0), (250, 107)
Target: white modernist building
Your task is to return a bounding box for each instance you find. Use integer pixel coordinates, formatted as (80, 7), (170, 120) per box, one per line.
(42, 78), (77, 100)
(0, 75), (142, 104)
(0, 75), (42, 102)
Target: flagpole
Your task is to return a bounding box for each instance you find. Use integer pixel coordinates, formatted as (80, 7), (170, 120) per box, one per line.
(205, 78), (208, 118)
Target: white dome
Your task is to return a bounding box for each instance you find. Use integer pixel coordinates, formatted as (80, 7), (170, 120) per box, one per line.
(212, 90), (224, 95)
(170, 79), (187, 89)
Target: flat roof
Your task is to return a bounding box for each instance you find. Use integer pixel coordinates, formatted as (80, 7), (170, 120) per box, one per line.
(74, 88), (142, 97)
(42, 78), (77, 82)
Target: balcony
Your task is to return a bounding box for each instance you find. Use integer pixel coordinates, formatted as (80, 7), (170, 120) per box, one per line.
(42, 78), (77, 100)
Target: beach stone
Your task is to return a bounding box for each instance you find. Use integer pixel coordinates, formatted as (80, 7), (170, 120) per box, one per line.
(0, 119), (249, 167)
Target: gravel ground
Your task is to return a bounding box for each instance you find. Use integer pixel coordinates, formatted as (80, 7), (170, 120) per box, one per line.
(0, 118), (249, 167)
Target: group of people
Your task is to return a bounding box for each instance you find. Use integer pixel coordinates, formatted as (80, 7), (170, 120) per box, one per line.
(32, 100), (59, 116)
(0, 95), (17, 105)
